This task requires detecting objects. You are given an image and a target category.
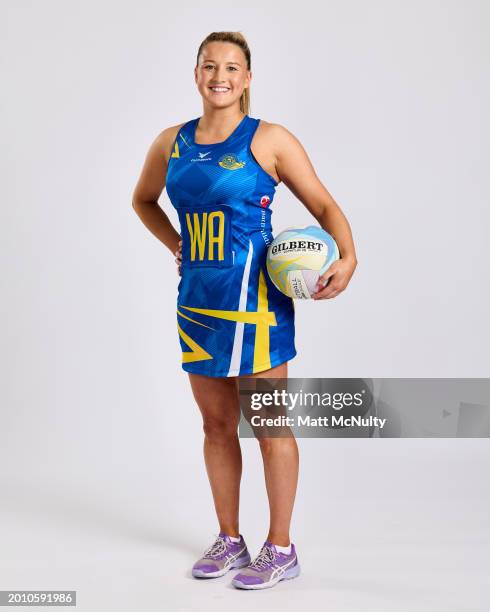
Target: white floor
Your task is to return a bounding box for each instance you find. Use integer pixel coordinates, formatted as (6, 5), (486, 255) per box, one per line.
(1, 439), (489, 611)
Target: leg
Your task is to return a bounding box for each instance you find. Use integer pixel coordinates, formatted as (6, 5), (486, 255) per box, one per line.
(242, 361), (299, 547)
(188, 373), (242, 537)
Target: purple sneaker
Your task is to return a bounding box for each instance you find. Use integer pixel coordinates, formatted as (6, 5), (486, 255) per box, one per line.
(232, 541), (300, 590)
(192, 532), (251, 578)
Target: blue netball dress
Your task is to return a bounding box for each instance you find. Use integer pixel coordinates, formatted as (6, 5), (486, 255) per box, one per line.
(165, 114), (296, 377)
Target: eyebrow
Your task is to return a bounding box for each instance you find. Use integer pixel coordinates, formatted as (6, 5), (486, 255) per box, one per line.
(202, 60), (241, 65)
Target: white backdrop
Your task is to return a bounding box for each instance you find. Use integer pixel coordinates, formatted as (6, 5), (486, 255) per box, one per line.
(1, 1), (489, 610)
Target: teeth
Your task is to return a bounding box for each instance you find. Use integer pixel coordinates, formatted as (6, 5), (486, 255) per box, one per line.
(211, 87), (229, 92)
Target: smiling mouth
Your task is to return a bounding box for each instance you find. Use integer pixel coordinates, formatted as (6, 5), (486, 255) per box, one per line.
(209, 87), (230, 93)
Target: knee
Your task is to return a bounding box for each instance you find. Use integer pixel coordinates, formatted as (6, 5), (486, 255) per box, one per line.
(257, 436), (275, 454)
(257, 436), (295, 455)
(202, 414), (239, 440)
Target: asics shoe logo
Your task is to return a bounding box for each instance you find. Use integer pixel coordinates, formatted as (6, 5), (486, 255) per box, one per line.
(224, 545), (247, 568)
(271, 556), (297, 581)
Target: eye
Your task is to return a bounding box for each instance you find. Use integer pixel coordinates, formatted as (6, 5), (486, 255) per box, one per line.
(202, 65), (238, 71)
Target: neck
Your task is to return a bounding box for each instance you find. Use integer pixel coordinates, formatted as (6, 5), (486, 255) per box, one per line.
(197, 107), (245, 137)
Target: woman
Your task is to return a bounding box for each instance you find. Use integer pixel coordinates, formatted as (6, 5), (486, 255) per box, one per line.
(132, 31), (357, 590)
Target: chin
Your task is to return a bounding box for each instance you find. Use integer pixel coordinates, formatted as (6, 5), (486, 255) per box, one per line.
(206, 98), (236, 107)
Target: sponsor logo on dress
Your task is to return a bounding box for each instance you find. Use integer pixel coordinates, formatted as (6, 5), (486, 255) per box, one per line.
(218, 153), (246, 170)
(191, 150), (213, 162)
(260, 195), (270, 208)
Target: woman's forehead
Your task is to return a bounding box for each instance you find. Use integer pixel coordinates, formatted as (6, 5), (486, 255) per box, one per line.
(200, 42), (245, 63)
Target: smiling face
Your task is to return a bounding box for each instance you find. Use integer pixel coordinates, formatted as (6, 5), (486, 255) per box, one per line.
(195, 41), (251, 110)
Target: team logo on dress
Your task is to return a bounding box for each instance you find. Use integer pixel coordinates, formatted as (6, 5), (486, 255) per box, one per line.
(260, 195), (270, 208)
(218, 153), (246, 170)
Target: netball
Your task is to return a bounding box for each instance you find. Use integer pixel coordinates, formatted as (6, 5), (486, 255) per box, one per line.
(266, 226), (340, 299)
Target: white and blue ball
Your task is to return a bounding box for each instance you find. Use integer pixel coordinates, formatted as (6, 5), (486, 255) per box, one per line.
(266, 226), (340, 299)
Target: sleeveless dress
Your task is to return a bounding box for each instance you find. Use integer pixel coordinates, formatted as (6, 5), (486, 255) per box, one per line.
(165, 114), (296, 377)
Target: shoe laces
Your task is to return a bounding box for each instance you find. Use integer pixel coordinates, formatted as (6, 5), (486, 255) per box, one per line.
(249, 544), (275, 570)
(203, 534), (227, 559)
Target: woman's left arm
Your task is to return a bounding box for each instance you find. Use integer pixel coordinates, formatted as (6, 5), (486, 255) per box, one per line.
(272, 124), (357, 300)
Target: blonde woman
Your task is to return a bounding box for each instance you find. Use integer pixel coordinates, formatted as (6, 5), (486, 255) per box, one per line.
(132, 31), (357, 590)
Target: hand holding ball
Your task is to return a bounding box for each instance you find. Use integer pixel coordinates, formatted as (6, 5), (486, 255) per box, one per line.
(266, 226), (340, 299)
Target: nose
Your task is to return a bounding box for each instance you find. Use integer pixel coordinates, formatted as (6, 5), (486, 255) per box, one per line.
(215, 66), (229, 82)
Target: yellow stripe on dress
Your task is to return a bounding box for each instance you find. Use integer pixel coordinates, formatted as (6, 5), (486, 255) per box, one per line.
(177, 308), (215, 330)
(180, 305), (276, 326)
(177, 321), (213, 363)
(253, 269), (272, 373)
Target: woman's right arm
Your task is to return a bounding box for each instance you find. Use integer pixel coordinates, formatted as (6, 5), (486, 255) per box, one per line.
(132, 126), (183, 260)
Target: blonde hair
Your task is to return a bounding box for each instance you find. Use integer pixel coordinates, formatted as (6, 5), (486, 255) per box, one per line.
(196, 31), (251, 115)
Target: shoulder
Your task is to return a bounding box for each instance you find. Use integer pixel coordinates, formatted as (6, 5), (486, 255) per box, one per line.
(255, 119), (289, 134)
(254, 120), (304, 152)
(149, 122), (187, 164)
